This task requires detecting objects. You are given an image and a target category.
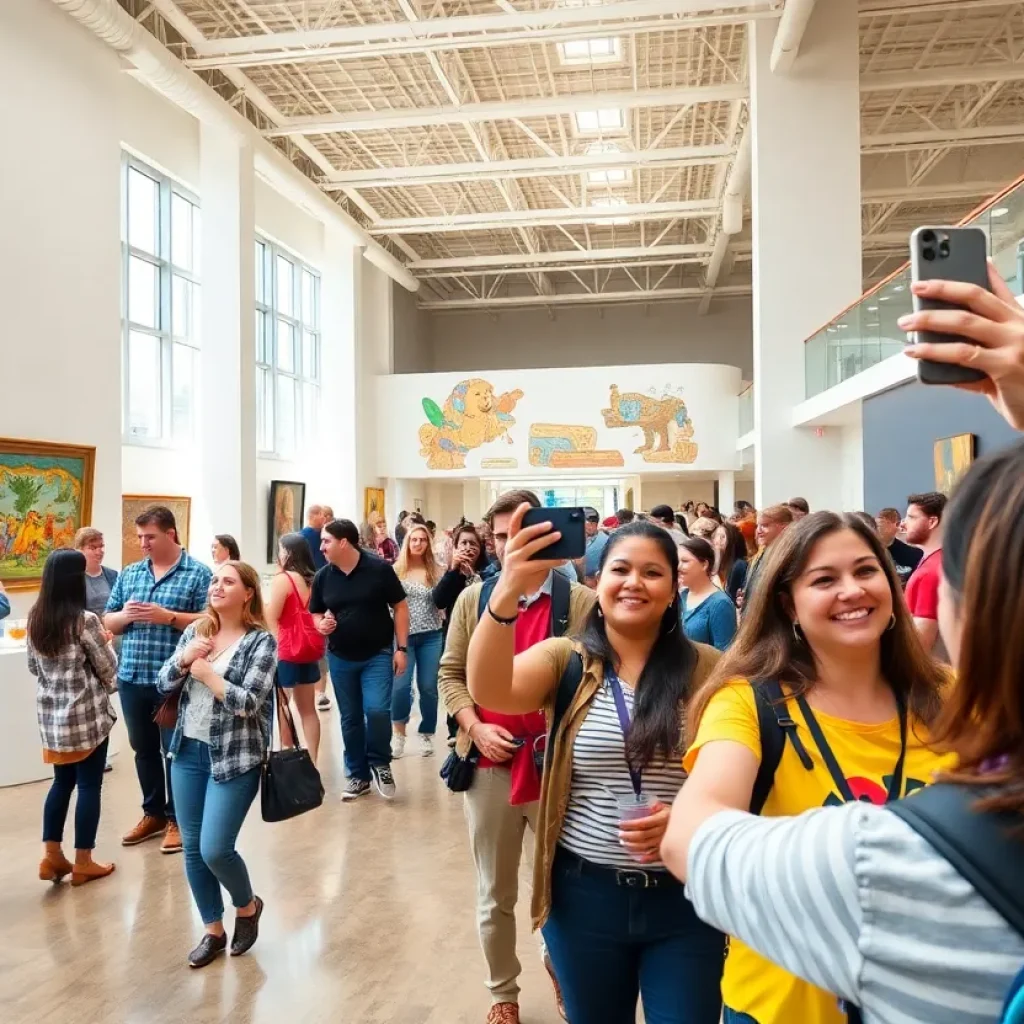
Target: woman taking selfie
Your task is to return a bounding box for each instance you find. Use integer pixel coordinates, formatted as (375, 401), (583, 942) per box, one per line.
(29, 549), (118, 886)
(432, 523), (484, 633)
(157, 561), (276, 969)
(678, 536), (737, 652)
(467, 512), (725, 1024)
(660, 511), (949, 1024)
(391, 523), (445, 758)
(265, 533), (324, 765)
(712, 521), (748, 603)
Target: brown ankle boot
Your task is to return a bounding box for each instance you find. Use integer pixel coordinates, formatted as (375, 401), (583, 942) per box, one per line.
(39, 852), (74, 883)
(71, 860), (116, 886)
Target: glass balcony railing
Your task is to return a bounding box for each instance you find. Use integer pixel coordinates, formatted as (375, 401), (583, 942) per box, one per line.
(805, 173), (1024, 398)
(739, 384), (753, 436)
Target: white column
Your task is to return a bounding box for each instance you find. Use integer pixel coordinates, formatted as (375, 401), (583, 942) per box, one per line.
(717, 470), (736, 514)
(750, 0), (862, 510)
(199, 124), (257, 556)
(321, 228), (360, 522)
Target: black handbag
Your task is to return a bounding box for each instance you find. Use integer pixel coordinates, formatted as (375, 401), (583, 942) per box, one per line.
(261, 686), (324, 822)
(440, 745), (479, 792)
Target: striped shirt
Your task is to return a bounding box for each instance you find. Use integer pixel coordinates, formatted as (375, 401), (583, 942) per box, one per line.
(687, 803), (1024, 1024)
(559, 679), (685, 869)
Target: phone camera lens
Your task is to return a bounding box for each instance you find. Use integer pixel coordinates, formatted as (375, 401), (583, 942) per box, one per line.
(938, 239), (951, 258)
(922, 245), (936, 261)
(920, 229), (937, 244)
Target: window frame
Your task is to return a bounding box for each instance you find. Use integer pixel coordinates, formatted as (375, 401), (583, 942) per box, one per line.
(254, 236), (321, 460)
(120, 153), (201, 447)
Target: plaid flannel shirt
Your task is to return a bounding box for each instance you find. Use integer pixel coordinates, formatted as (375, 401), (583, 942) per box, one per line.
(29, 612), (118, 752)
(105, 551), (212, 686)
(157, 624), (277, 782)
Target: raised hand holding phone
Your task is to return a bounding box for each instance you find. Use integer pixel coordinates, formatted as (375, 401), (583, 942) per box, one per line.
(490, 503), (567, 610)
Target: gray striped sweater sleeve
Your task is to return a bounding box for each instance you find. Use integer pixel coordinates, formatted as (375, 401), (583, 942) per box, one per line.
(686, 803), (1024, 1024)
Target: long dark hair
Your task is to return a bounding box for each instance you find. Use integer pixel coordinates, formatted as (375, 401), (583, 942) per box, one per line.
(452, 522), (487, 573)
(932, 440), (1024, 816)
(27, 549), (88, 657)
(584, 521), (697, 772)
(278, 531), (317, 585)
(687, 511), (945, 746)
(714, 521), (747, 583)
(215, 534), (240, 560)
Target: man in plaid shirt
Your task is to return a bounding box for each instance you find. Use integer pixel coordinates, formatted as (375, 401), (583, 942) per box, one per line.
(105, 506), (211, 853)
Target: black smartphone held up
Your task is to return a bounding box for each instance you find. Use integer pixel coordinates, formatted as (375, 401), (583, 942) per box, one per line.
(909, 226), (989, 386)
(520, 506), (587, 562)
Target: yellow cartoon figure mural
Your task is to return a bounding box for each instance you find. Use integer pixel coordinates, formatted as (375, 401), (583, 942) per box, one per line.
(419, 379), (525, 470)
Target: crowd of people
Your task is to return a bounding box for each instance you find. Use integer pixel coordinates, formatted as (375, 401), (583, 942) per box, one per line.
(15, 264), (1024, 1020)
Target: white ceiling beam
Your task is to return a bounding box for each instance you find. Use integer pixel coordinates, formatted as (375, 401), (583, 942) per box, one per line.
(862, 124), (1024, 152)
(188, 12), (780, 69)
(418, 256), (711, 279)
(860, 0), (1017, 17)
(861, 60), (1024, 94)
(263, 84), (747, 137)
(191, 0), (773, 55)
(411, 243), (715, 269)
(862, 181), (1007, 204)
(419, 284), (752, 310)
(771, 0), (820, 73)
(323, 144), (733, 188)
(368, 200), (719, 235)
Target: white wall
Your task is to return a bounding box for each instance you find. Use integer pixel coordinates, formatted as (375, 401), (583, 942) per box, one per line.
(376, 363), (742, 480)
(0, 0), (123, 615)
(424, 299), (753, 377)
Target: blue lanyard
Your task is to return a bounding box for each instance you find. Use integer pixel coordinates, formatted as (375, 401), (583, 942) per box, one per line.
(606, 664), (642, 796)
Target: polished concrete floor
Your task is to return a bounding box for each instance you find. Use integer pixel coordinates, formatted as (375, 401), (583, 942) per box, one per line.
(0, 714), (562, 1024)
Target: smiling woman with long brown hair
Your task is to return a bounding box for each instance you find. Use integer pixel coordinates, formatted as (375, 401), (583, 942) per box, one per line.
(662, 511), (949, 1024)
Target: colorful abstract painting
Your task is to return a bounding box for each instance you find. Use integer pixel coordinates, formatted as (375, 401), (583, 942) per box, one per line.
(0, 438), (95, 590)
(934, 434), (975, 495)
(418, 379), (525, 469)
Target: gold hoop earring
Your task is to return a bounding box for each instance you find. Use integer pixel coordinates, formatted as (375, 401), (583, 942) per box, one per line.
(792, 621), (805, 644)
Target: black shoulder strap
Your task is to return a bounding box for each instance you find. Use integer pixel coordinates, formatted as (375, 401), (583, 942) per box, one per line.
(478, 574), (499, 620)
(550, 571), (571, 637)
(750, 680), (814, 814)
(889, 783), (1024, 939)
(546, 650), (584, 769)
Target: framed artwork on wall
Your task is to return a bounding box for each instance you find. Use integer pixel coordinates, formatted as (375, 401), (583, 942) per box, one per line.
(0, 438), (95, 591)
(934, 433), (975, 495)
(268, 480), (306, 562)
(364, 487), (386, 525)
(121, 495), (192, 570)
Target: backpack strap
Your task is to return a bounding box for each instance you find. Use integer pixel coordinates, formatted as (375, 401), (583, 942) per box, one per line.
(888, 782), (1024, 939)
(546, 650), (584, 767)
(750, 680), (814, 814)
(550, 570), (571, 638)
(477, 574), (500, 622)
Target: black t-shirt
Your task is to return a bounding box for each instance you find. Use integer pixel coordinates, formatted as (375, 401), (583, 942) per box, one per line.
(888, 537), (924, 587)
(308, 553), (407, 662)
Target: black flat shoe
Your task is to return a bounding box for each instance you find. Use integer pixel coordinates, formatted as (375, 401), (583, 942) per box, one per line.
(188, 932), (227, 968)
(230, 896), (264, 957)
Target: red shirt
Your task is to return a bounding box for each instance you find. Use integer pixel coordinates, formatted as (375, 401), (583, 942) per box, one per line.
(477, 594), (551, 775)
(905, 548), (941, 620)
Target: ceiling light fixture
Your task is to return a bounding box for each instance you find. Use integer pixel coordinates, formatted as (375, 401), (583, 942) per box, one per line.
(575, 108), (626, 135)
(992, 206), (1010, 218)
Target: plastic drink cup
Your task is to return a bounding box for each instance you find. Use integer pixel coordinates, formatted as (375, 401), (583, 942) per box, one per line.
(617, 792), (657, 862)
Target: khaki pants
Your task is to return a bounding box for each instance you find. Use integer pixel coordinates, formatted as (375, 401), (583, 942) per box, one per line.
(464, 766), (539, 1005)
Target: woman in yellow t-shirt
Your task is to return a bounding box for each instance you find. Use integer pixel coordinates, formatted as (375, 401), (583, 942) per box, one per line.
(674, 510), (950, 1024)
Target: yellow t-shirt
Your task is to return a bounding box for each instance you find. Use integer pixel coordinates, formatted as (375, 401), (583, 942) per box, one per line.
(684, 680), (956, 1024)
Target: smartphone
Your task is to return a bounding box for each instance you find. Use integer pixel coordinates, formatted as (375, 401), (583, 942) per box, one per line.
(909, 226), (989, 385)
(521, 506), (587, 562)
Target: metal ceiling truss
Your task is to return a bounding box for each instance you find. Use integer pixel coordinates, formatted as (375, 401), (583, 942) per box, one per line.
(115, 0), (1024, 310)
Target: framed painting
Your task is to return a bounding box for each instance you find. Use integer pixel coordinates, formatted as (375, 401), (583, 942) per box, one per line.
(121, 495), (192, 570)
(268, 480), (306, 562)
(364, 487), (386, 525)
(0, 438), (95, 591)
(934, 433), (975, 495)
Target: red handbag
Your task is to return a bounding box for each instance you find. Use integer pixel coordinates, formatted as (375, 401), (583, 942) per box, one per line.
(277, 573), (326, 663)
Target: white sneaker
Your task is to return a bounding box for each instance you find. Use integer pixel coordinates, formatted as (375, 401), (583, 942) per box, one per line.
(316, 693), (332, 711)
(370, 765), (397, 800)
(391, 734), (406, 759)
(420, 735), (434, 757)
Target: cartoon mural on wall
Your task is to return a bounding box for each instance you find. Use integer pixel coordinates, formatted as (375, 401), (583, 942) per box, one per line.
(601, 385), (698, 464)
(528, 424), (625, 469)
(419, 379), (525, 470)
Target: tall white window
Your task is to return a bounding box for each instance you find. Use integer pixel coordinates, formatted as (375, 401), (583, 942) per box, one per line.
(121, 155), (201, 444)
(255, 239), (321, 458)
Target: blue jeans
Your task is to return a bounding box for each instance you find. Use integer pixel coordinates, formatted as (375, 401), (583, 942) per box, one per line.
(328, 650), (393, 780)
(390, 629), (442, 734)
(542, 847), (725, 1024)
(42, 738), (109, 849)
(120, 681), (176, 821)
(170, 737), (260, 925)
